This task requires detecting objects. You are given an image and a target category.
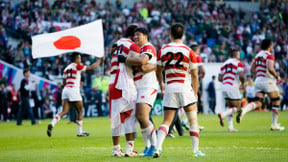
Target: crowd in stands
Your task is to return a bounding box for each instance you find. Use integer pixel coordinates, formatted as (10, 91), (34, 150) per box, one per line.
(0, 0), (288, 121)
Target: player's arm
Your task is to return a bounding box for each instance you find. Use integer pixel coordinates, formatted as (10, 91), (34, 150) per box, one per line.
(250, 60), (256, 75)
(199, 65), (205, 78)
(125, 53), (150, 66)
(140, 63), (156, 73)
(190, 68), (199, 94)
(267, 59), (280, 81)
(156, 65), (165, 94)
(218, 73), (223, 82)
(62, 78), (66, 86)
(110, 43), (117, 56)
(86, 57), (105, 71)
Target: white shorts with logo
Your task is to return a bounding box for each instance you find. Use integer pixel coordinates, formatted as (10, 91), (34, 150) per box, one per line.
(110, 86), (137, 136)
(255, 78), (278, 93)
(222, 85), (241, 100)
(62, 87), (82, 102)
(136, 88), (158, 107)
(163, 90), (197, 109)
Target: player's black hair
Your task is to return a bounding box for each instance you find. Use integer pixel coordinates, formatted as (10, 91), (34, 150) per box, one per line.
(261, 39), (273, 50)
(190, 44), (199, 52)
(124, 25), (138, 38)
(170, 23), (184, 39)
(23, 69), (30, 75)
(134, 27), (149, 40)
(229, 48), (240, 57)
(71, 52), (80, 62)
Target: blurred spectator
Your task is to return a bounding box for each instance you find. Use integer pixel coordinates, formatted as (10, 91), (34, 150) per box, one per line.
(0, 82), (8, 121)
(8, 84), (19, 120)
(53, 83), (62, 113)
(88, 87), (103, 117)
(42, 99), (52, 119)
(31, 84), (43, 119)
(281, 78), (288, 111)
(17, 69), (36, 125)
(245, 76), (255, 103)
(207, 75), (216, 114)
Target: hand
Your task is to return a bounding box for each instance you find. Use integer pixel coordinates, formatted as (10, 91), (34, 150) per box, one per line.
(276, 76), (281, 82)
(239, 84), (244, 90)
(99, 57), (105, 63)
(160, 82), (165, 95)
(118, 55), (127, 63)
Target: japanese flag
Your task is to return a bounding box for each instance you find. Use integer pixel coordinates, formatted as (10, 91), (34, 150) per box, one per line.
(32, 19), (104, 59)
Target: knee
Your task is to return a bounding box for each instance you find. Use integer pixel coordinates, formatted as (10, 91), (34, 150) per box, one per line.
(136, 112), (145, 122)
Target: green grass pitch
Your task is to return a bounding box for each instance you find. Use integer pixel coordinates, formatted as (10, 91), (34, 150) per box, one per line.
(0, 111), (287, 162)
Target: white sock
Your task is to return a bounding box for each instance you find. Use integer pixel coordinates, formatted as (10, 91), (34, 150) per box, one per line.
(113, 144), (121, 151)
(51, 114), (61, 127)
(125, 141), (134, 154)
(271, 106), (280, 126)
(221, 107), (237, 119)
(190, 127), (200, 153)
(146, 124), (157, 147)
(141, 127), (151, 148)
(76, 120), (83, 134)
(242, 102), (257, 115)
(228, 115), (234, 130)
(156, 124), (169, 150)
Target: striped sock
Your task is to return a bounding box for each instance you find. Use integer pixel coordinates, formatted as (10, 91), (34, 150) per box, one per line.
(156, 124), (169, 150)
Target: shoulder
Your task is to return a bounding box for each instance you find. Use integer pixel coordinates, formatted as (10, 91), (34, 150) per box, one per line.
(130, 43), (141, 53)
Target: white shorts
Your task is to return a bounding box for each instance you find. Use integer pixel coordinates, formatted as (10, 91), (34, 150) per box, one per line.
(62, 87), (82, 102)
(222, 85), (241, 100)
(136, 88), (157, 107)
(255, 78), (278, 93)
(162, 90), (197, 109)
(109, 85), (137, 136)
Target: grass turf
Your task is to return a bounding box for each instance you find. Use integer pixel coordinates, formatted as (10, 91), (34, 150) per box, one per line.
(0, 111), (287, 162)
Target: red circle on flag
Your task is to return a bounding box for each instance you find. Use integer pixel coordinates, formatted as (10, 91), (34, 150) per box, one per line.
(53, 36), (81, 50)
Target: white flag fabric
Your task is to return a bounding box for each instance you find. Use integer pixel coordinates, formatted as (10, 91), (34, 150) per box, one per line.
(32, 19), (104, 59)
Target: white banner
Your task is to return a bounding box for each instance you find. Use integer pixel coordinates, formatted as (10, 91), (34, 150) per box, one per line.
(32, 19), (104, 58)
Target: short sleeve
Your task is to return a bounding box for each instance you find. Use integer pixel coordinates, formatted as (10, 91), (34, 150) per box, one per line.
(237, 62), (244, 72)
(189, 50), (197, 70)
(267, 54), (275, 61)
(76, 64), (87, 72)
(196, 55), (203, 66)
(142, 44), (157, 60)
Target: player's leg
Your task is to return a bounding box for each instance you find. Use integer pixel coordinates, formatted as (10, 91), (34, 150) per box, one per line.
(218, 99), (230, 127)
(47, 99), (70, 137)
(73, 101), (89, 136)
(226, 100), (241, 132)
(237, 92), (263, 123)
(136, 89), (157, 156)
(154, 108), (176, 158)
(123, 108), (138, 157)
(268, 90), (284, 131)
(184, 104), (205, 157)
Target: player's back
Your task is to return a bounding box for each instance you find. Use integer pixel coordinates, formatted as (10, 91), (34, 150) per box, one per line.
(158, 42), (197, 93)
(220, 58), (244, 86)
(254, 50), (275, 81)
(109, 38), (140, 86)
(63, 63), (86, 89)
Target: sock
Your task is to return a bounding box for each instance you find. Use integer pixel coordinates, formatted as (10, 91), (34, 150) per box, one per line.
(113, 144), (121, 151)
(271, 105), (280, 126)
(242, 102), (257, 115)
(50, 114), (61, 127)
(125, 141), (134, 154)
(221, 107), (237, 119)
(146, 124), (157, 147)
(76, 120), (83, 134)
(227, 115), (234, 130)
(141, 127), (151, 148)
(186, 110), (200, 153)
(156, 124), (169, 150)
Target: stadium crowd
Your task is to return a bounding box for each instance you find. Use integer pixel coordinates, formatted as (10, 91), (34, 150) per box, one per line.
(0, 0), (288, 121)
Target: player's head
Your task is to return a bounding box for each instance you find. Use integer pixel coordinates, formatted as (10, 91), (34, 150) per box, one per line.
(124, 25), (138, 39)
(190, 44), (199, 55)
(261, 39), (273, 52)
(71, 52), (81, 64)
(23, 69), (30, 78)
(170, 23), (184, 40)
(133, 27), (149, 46)
(230, 48), (240, 59)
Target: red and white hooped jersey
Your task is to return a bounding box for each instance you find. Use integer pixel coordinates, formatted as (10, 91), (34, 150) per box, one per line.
(63, 63), (86, 89)
(219, 58), (244, 86)
(109, 38), (141, 85)
(157, 42), (197, 93)
(133, 42), (158, 89)
(254, 50), (275, 81)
